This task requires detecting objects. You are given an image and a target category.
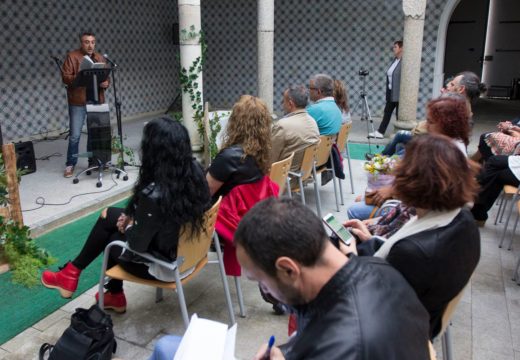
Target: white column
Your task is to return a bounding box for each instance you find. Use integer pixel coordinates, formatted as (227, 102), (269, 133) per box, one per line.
(257, 0), (274, 113)
(179, 0), (203, 150)
(395, 0), (427, 130)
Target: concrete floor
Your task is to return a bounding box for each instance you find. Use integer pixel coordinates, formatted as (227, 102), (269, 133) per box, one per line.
(2, 98), (520, 359)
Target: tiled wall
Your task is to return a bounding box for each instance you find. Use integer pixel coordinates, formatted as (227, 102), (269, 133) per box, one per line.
(1, 0), (450, 141)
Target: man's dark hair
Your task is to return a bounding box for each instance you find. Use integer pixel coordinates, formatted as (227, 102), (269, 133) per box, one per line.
(234, 198), (327, 277)
(394, 40), (403, 48)
(79, 31), (96, 40)
(286, 84), (308, 108)
(457, 71), (487, 103)
(311, 74), (334, 97)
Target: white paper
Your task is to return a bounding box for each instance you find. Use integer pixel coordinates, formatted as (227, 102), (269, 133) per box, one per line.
(174, 314), (237, 360)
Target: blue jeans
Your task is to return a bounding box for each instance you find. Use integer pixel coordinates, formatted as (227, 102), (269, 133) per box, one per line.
(66, 105), (91, 166)
(149, 335), (182, 360)
(381, 130), (411, 156)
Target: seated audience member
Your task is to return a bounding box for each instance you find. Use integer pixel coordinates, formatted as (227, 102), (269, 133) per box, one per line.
(307, 73), (342, 135)
(375, 71), (485, 159)
(471, 116), (520, 163)
(207, 95), (278, 276)
(41, 119), (210, 312)
(471, 154), (520, 225)
(236, 198), (431, 360)
(271, 85), (320, 173)
(345, 134), (480, 338)
(348, 94), (472, 221)
(333, 79), (352, 124)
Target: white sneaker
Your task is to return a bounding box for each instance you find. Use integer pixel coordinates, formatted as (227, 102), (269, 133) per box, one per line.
(368, 131), (384, 139)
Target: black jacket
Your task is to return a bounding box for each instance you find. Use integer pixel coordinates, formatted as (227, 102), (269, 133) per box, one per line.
(358, 208), (481, 338)
(282, 256), (430, 360)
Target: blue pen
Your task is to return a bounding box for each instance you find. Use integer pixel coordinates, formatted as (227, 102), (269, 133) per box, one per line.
(263, 335), (275, 360)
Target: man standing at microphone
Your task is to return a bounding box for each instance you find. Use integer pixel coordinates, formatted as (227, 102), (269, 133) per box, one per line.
(62, 31), (109, 178)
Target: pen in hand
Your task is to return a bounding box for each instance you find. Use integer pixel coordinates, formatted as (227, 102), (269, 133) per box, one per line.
(262, 335), (275, 360)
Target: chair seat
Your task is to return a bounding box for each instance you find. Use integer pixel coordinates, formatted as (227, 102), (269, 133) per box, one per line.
(105, 256), (208, 290)
(504, 185), (518, 195)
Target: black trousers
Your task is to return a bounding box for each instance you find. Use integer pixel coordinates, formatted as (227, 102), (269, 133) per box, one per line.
(378, 88), (399, 135)
(477, 132), (494, 162)
(471, 156), (520, 221)
(72, 207), (156, 293)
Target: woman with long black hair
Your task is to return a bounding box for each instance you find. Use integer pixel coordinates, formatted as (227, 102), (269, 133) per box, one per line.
(41, 118), (210, 313)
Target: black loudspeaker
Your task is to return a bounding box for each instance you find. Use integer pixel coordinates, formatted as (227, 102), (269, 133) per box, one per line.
(87, 108), (112, 165)
(15, 141), (37, 175)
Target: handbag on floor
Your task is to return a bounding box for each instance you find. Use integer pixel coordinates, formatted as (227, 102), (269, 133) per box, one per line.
(39, 304), (117, 360)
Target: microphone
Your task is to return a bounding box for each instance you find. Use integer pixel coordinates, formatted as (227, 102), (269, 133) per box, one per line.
(103, 53), (118, 68)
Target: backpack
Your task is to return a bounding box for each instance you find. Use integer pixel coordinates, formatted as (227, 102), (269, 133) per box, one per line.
(39, 304), (117, 360)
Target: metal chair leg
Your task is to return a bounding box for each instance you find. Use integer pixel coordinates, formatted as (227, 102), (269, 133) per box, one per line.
(499, 195), (518, 248)
(495, 193), (505, 225)
(298, 176), (306, 205)
(508, 212), (520, 250)
(174, 268), (190, 329)
(513, 254), (520, 283)
(345, 142), (355, 194)
(329, 154), (340, 212)
(442, 325), (454, 360)
(286, 178), (292, 199)
(155, 288), (164, 303)
(312, 164), (323, 219)
(338, 177), (344, 206)
(213, 233), (236, 325)
(234, 276), (246, 318)
(499, 198), (510, 224)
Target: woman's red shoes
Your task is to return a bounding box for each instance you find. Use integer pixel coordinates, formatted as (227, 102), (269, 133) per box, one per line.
(95, 291), (127, 313)
(41, 262), (81, 298)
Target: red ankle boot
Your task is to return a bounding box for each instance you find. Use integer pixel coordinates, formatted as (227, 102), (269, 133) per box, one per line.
(41, 262), (81, 298)
(95, 290), (127, 313)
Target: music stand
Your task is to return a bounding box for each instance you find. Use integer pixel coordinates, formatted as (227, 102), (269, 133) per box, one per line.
(71, 68), (129, 187)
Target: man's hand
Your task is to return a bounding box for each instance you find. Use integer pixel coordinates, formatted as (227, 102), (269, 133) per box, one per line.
(367, 185), (393, 207)
(100, 80), (109, 89)
(253, 344), (285, 360)
(343, 219), (372, 241)
(498, 121), (513, 132)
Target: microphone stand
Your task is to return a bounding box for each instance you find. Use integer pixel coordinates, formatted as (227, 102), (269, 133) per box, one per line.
(106, 59), (127, 177)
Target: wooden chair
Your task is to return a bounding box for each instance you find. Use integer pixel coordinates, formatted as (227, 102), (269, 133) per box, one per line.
(311, 135), (340, 218)
(437, 285), (468, 360)
(335, 122), (355, 197)
(269, 152), (294, 196)
(289, 144), (318, 206)
(97, 197), (236, 328)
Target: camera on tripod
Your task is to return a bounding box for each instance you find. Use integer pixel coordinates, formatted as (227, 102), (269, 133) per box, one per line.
(358, 68), (369, 76)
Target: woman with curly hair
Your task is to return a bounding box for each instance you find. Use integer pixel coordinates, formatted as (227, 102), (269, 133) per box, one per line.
(206, 95), (272, 198)
(344, 134), (480, 338)
(41, 118), (210, 313)
(426, 94), (470, 155)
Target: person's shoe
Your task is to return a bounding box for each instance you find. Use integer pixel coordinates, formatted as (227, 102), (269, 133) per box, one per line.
(41, 262), (82, 298)
(95, 290), (127, 313)
(365, 153), (375, 161)
(368, 131), (384, 139)
(63, 166), (74, 178)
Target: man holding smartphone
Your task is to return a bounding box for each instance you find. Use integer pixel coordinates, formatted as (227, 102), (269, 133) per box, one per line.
(236, 198), (430, 360)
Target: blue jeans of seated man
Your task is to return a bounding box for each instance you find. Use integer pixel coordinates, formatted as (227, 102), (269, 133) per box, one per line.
(149, 335), (182, 360)
(347, 199), (394, 221)
(66, 105), (91, 167)
(381, 130), (412, 156)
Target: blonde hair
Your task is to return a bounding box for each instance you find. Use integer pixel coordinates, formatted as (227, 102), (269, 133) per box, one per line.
(222, 95), (272, 174)
(333, 79), (349, 113)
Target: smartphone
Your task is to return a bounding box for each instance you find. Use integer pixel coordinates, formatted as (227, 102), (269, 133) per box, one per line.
(322, 213), (353, 246)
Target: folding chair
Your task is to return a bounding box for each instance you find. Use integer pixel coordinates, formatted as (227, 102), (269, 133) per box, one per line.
(438, 285), (468, 360)
(269, 152), (294, 197)
(97, 197), (236, 329)
(289, 144), (318, 205)
(336, 122), (355, 197)
(312, 135), (340, 218)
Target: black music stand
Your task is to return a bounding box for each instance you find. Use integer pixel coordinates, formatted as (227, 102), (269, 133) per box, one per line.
(71, 67), (129, 187)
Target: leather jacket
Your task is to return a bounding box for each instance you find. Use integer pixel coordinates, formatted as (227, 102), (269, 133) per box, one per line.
(282, 256), (431, 360)
(358, 208), (480, 338)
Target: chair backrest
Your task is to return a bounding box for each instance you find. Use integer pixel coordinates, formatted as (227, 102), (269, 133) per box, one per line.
(315, 135), (334, 168)
(269, 152), (294, 194)
(298, 143), (318, 182)
(336, 122), (352, 151)
(176, 197), (222, 273)
(439, 284), (467, 336)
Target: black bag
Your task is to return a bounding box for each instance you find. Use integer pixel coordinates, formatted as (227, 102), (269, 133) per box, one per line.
(39, 304), (117, 360)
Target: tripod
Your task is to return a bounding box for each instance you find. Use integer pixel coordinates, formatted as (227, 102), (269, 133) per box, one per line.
(352, 72), (376, 155)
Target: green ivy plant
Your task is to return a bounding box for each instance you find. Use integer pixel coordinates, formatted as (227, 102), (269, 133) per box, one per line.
(111, 135), (137, 168)
(0, 153), (55, 287)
